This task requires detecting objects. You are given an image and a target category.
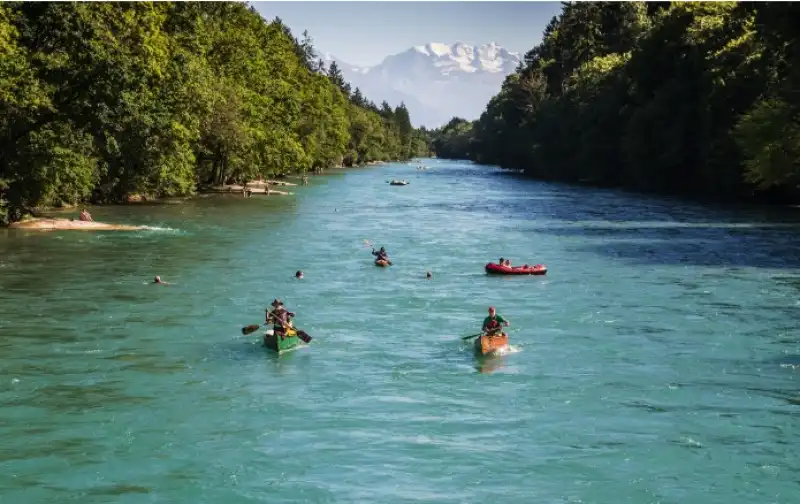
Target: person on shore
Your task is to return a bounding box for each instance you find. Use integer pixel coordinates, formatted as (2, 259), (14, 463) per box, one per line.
(267, 299), (296, 338)
(482, 306), (510, 336)
(79, 208), (93, 222)
(295, 270), (304, 279)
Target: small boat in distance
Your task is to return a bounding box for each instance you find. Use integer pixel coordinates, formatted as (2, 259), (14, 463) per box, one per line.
(485, 262), (547, 276)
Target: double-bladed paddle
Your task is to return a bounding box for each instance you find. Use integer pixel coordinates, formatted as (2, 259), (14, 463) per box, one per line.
(241, 310), (312, 343)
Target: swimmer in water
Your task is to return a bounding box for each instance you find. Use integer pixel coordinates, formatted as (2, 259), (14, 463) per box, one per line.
(426, 271), (432, 279)
(295, 270), (304, 279)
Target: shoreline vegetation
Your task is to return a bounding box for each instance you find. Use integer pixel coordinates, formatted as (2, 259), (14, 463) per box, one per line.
(0, 3), (430, 226)
(428, 2), (800, 206)
(2, 159), (397, 231)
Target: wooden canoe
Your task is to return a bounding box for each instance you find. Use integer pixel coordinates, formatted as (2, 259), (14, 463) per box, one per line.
(474, 332), (509, 356)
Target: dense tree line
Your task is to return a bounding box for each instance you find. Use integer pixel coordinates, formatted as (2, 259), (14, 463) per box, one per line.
(430, 2), (800, 204)
(0, 2), (428, 224)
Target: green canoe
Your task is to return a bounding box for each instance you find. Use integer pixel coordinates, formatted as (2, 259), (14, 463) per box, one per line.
(263, 328), (307, 355)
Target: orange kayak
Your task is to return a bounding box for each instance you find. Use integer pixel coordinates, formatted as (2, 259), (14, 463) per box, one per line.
(474, 333), (509, 356)
(375, 259), (391, 267)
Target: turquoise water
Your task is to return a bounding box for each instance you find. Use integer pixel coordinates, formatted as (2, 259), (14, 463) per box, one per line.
(1, 159), (799, 503)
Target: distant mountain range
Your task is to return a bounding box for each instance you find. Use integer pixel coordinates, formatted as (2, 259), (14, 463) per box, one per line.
(317, 42), (522, 128)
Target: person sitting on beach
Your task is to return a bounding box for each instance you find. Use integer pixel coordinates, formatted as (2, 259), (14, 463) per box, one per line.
(79, 208), (93, 222)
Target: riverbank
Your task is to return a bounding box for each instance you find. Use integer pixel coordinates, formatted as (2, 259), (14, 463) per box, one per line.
(2, 160), (397, 228)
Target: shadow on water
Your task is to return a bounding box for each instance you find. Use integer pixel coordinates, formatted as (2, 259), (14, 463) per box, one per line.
(571, 235), (800, 269)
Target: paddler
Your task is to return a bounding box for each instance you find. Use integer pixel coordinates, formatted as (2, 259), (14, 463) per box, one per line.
(482, 306), (510, 336)
(372, 246), (390, 262)
(267, 299), (296, 338)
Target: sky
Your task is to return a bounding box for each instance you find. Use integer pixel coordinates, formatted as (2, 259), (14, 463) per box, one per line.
(252, 1), (563, 67)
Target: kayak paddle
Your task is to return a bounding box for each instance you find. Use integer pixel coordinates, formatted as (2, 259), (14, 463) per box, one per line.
(241, 310), (312, 343)
(461, 332), (484, 340)
(242, 322), (312, 343)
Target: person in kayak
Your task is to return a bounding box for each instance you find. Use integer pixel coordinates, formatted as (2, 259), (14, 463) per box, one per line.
(267, 299), (296, 338)
(482, 306), (510, 336)
(372, 246), (390, 262)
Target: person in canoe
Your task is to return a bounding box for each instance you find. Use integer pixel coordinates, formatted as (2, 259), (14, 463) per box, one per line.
(372, 246), (391, 263)
(79, 208), (93, 222)
(482, 306), (510, 336)
(267, 299), (296, 338)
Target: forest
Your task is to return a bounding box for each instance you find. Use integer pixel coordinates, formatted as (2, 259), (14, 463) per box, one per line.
(429, 2), (800, 204)
(0, 2), (430, 224)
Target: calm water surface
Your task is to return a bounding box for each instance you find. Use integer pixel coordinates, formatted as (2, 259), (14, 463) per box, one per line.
(1, 160), (799, 503)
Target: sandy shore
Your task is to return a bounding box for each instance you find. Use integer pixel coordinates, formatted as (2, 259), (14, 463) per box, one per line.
(6, 218), (148, 231)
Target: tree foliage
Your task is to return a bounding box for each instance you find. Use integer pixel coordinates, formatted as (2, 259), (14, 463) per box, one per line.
(430, 2), (800, 203)
(0, 2), (428, 223)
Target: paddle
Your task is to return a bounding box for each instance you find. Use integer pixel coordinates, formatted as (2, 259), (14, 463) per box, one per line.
(462, 328), (506, 340)
(241, 310), (312, 343)
(242, 324), (261, 335)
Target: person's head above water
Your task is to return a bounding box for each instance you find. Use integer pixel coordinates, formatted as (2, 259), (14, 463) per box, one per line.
(295, 270), (303, 279)
(426, 271), (432, 278)
(154, 276), (161, 283)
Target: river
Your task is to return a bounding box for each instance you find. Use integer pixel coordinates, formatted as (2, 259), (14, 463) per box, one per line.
(1, 159), (799, 503)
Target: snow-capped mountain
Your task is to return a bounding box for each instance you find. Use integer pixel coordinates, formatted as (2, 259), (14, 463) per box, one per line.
(318, 42), (521, 128)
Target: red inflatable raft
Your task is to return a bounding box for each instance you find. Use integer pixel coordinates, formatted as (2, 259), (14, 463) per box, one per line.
(485, 262), (547, 276)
